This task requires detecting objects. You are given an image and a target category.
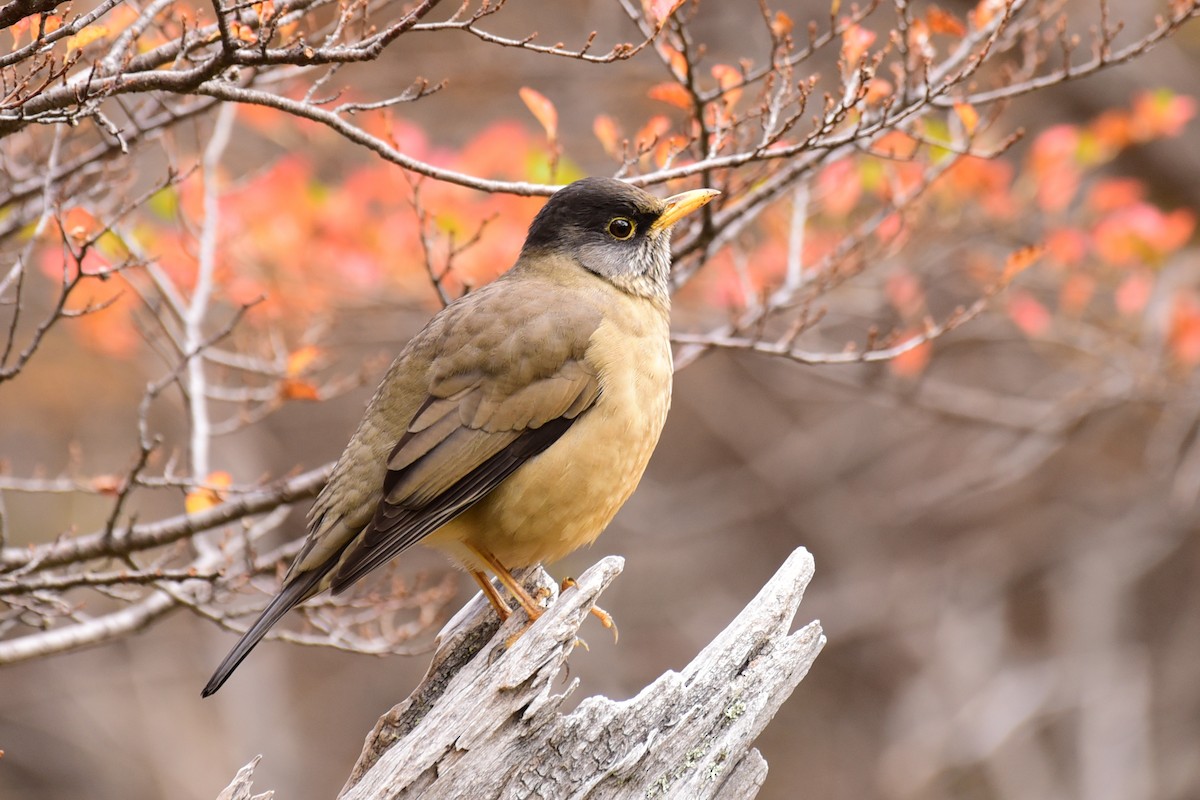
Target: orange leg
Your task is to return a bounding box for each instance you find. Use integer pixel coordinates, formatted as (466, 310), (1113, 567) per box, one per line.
(463, 542), (545, 621)
(469, 569), (512, 621)
(561, 577), (619, 643)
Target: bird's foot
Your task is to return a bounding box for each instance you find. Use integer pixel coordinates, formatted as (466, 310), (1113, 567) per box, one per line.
(560, 577), (619, 643)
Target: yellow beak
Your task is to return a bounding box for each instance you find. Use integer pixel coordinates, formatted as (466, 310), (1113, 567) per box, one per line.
(649, 188), (721, 233)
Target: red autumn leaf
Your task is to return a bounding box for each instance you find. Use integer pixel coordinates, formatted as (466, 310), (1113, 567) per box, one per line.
(254, 0), (276, 25)
(185, 471), (234, 515)
(62, 207), (103, 246)
(886, 269), (925, 317)
(1058, 273), (1096, 316)
(91, 475), (123, 496)
(657, 43), (689, 78)
(649, 0), (687, 28)
(8, 19), (31, 47)
(710, 63), (743, 109)
(279, 378), (321, 401)
(1001, 244), (1045, 284)
(841, 24), (876, 67)
(519, 87), (558, 143)
(1086, 110), (1132, 155)
(864, 77), (893, 105)
(876, 212), (905, 246)
(653, 134), (690, 168)
(888, 333), (933, 378)
(1130, 89), (1196, 140)
(1007, 291), (1052, 337)
(817, 159), (862, 217)
(941, 157), (1015, 219)
(230, 20), (258, 43)
(286, 345), (321, 376)
(871, 131), (920, 160)
(928, 6), (967, 36)
(970, 0), (1005, 29)
(648, 82), (693, 110)
(66, 25), (111, 51)
(1044, 227), (1089, 266)
(954, 102), (979, 136)
(1115, 272), (1153, 316)
(1086, 178), (1144, 213)
(593, 114), (622, 158)
(1029, 126), (1084, 212)
(770, 10), (794, 38)
(1169, 293), (1200, 366)
(907, 18), (934, 59)
(1093, 204), (1196, 266)
(635, 115), (672, 153)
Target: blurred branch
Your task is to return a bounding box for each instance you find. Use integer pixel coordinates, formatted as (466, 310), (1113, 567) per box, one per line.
(0, 464), (330, 572)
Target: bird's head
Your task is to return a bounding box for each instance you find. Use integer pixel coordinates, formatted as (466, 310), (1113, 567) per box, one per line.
(520, 177), (719, 304)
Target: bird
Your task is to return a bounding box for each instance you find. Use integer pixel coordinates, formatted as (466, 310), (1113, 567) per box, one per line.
(201, 177), (719, 697)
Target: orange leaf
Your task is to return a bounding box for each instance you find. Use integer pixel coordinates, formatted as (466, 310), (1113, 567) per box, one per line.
(593, 114), (622, 158)
(286, 345), (321, 376)
(770, 10), (794, 38)
(1059, 273), (1095, 316)
(1131, 89), (1196, 140)
(66, 25), (110, 51)
(90, 475), (122, 496)
(254, 0), (276, 25)
(886, 269), (925, 317)
(658, 43), (689, 78)
(889, 334), (932, 378)
(1086, 178), (1143, 213)
(928, 6), (966, 36)
(649, 0), (687, 27)
(185, 471), (233, 515)
(230, 20), (258, 43)
(1169, 293), (1200, 366)
(1001, 244), (1044, 283)
(954, 102), (979, 136)
(1007, 291), (1051, 337)
(519, 87), (558, 143)
(970, 0), (1004, 29)
(817, 159), (862, 217)
(635, 115), (672, 153)
(841, 24), (876, 67)
(9, 19), (30, 47)
(648, 82), (693, 110)
(1045, 228), (1088, 266)
(871, 131), (919, 159)
(654, 135), (690, 168)
(62, 207), (103, 246)
(907, 18), (934, 59)
(876, 212), (905, 245)
(864, 77), (893, 105)
(279, 378), (321, 401)
(1115, 272), (1152, 316)
(1094, 204), (1196, 266)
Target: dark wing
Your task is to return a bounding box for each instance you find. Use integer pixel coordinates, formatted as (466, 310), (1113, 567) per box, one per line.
(329, 357), (600, 591)
(201, 277), (602, 697)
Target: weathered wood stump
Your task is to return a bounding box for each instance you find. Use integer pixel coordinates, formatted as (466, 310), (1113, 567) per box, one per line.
(219, 548), (823, 799)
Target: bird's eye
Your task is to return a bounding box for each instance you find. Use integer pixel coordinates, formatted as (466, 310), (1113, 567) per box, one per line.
(607, 217), (636, 240)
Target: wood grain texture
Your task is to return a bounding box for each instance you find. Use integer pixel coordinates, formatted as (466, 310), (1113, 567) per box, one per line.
(216, 549), (823, 799)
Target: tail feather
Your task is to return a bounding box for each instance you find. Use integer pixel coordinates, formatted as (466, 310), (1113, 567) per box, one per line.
(201, 566), (329, 697)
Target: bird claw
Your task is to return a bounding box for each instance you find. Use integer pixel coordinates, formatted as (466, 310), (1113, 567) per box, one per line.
(560, 576), (619, 643)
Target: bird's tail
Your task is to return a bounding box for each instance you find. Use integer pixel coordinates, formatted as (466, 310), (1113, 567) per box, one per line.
(201, 565), (330, 697)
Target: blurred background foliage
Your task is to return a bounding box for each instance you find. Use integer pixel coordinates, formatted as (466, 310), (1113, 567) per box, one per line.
(3, 0), (1200, 798)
